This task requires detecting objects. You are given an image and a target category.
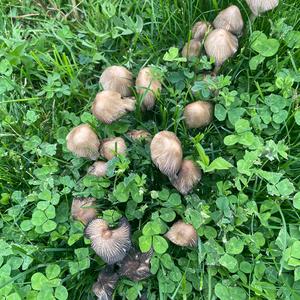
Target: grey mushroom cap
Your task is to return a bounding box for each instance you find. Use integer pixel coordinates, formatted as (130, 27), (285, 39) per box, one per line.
(191, 21), (211, 40)
(182, 39), (201, 58)
(245, 0), (279, 16)
(71, 197), (97, 225)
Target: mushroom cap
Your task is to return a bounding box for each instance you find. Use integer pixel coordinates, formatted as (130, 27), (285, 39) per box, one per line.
(99, 66), (133, 97)
(71, 197), (97, 225)
(136, 67), (162, 111)
(170, 160), (201, 195)
(192, 21), (211, 40)
(204, 29), (238, 67)
(245, 0), (279, 16)
(85, 218), (131, 264)
(66, 124), (100, 160)
(181, 39), (201, 58)
(88, 161), (107, 177)
(92, 91), (135, 124)
(100, 137), (127, 160)
(165, 220), (198, 247)
(184, 101), (213, 128)
(127, 130), (151, 141)
(213, 5), (244, 36)
(150, 131), (183, 178)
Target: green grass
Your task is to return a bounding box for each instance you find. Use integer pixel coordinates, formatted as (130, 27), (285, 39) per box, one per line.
(1, 0), (300, 299)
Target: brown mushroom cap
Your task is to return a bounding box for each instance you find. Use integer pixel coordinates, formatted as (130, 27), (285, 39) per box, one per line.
(66, 124), (100, 160)
(150, 131), (183, 178)
(100, 137), (127, 160)
(245, 0), (279, 16)
(184, 101), (213, 128)
(99, 66), (133, 97)
(92, 91), (135, 124)
(192, 21), (211, 40)
(165, 220), (198, 247)
(127, 130), (151, 141)
(85, 218), (131, 264)
(87, 161), (107, 177)
(71, 197), (97, 225)
(181, 39), (201, 58)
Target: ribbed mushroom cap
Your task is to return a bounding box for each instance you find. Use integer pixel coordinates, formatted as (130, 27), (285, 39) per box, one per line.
(85, 218), (131, 264)
(100, 137), (127, 160)
(136, 67), (162, 111)
(170, 160), (201, 195)
(182, 39), (201, 58)
(245, 0), (279, 16)
(192, 21), (211, 40)
(66, 124), (100, 160)
(99, 66), (133, 97)
(71, 197), (97, 225)
(87, 161), (107, 177)
(184, 101), (213, 128)
(165, 220), (198, 247)
(92, 91), (135, 124)
(127, 130), (151, 141)
(150, 131), (183, 178)
(204, 29), (238, 68)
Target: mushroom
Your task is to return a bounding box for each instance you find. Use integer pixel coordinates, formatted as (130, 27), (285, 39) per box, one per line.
(85, 217), (131, 264)
(92, 266), (119, 300)
(136, 67), (162, 111)
(99, 66), (133, 97)
(66, 124), (100, 160)
(182, 39), (201, 58)
(150, 131), (183, 178)
(127, 129), (151, 141)
(191, 21), (211, 40)
(170, 160), (201, 195)
(213, 5), (244, 36)
(92, 91), (135, 124)
(245, 0), (279, 16)
(165, 220), (198, 247)
(71, 197), (97, 225)
(184, 101), (213, 128)
(204, 29), (238, 73)
(87, 161), (107, 177)
(100, 137), (127, 160)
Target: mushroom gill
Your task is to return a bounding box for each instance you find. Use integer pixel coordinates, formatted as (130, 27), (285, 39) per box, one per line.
(100, 137), (127, 160)
(71, 197), (97, 225)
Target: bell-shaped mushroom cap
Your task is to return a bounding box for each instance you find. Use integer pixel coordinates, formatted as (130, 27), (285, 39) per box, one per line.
(92, 91), (135, 124)
(182, 39), (201, 58)
(71, 197), (97, 225)
(99, 66), (133, 97)
(213, 5), (244, 36)
(88, 161), (107, 177)
(204, 29), (238, 68)
(66, 124), (100, 160)
(170, 160), (201, 195)
(85, 217), (131, 264)
(165, 220), (198, 247)
(184, 101), (213, 128)
(92, 266), (119, 300)
(150, 131), (183, 178)
(192, 21), (211, 40)
(245, 0), (279, 16)
(127, 129), (151, 141)
(136, 67), (162, 111)
(100, 137), (127, 160)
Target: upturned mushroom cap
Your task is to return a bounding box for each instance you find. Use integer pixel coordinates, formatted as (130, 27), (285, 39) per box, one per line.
(92, 91), (135, 124)
(170, 160), (201, 195)
(88, 161), (107, 177)
(127, 130), (151, 141)
(213, 5), (244, 36)
(99, 66), (133, 97)
(66, 124), (100, 160)
(184, 101), (213, 128)
(165, 220), (198, 247)
(204, 29), (238, 68)
(100, 137), (127, 160)
(182, 39), (201, 58)
(192, 21), (211, 40)
(245, 0), (279, 16)
(85, 218), (131, 264)
(71, 197), (97, 225)
(150, 131), (183, 178)
(136, 67), (162, 111)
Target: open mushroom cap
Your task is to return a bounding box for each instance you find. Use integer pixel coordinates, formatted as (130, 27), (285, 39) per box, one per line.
(71, 197), (97, 225)
(150, 131), (183, 178)
(192, 21), (211, 40)
(87, 161), (107, 177)
(165, 220), (198, 247)
(92, 91), (135, 124)
(127, 129), (151, 141)
(246, 0), (279, 16)
(100, 137), (127, 160)
(136, 67), (162, 111)
(182, 39), (201, 58)
(99, 66), (133, 97)
(170, 159), (201, 195)
(85, 217), (131, 264)
(184, 101), (213, 128)
(66, 124), (100, 160)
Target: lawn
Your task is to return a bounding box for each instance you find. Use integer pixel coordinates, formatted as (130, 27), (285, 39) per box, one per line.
(1, 0), (300, 299)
